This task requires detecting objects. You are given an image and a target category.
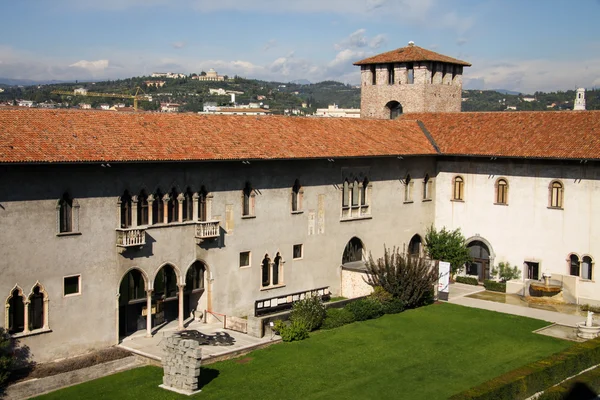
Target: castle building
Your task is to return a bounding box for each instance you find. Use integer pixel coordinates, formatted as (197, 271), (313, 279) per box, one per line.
(2, 44), (600, 364)
(354, 41), (471, 118)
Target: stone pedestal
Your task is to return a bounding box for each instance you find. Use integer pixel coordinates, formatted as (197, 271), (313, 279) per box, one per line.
(159, 334), (203, 395)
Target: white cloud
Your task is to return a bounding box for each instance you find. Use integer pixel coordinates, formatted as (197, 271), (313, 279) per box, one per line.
(172, 42), (186, 49)
(335, 29), (386, 51)
(263, 39), (277, 51)
(69, 59), (109, 71)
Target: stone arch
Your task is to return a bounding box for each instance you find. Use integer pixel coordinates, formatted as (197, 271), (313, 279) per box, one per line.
(407, 234), (424, 257)
(183, 260), (210, 321)
(150, 262), (182, 289)
(465, 236), (495, 281)
(342, 236), (365, 264)
(116, 267), (149, 294)
(118, 268), (149, 337)
(5, 285), (25, 334)
(385, 100), (403, 119)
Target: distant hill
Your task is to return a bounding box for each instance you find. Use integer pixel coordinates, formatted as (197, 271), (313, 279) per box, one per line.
(0, 77), (80, 86)
(492, 89), (522, 96)
(290, 79), (311, 85)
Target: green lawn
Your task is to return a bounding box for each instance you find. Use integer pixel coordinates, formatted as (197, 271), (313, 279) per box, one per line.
(34, 303), (572, 400)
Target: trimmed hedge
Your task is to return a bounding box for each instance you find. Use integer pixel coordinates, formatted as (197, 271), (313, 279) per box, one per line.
(345, 299), (384, 321)
(484, 279), (506, 293)
(449, 337), (600, 400)
(456, 276), (479, 286)
(322, 307), (355, 330)
(537, 366), (600, 400)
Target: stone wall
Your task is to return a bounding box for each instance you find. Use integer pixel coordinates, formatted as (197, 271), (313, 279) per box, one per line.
(161, 335), (202, 395)
(341, 267), (373, 298)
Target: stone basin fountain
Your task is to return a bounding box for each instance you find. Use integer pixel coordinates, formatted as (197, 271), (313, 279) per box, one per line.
(528, 273), (563, 298)
(577, 311), (600, 339)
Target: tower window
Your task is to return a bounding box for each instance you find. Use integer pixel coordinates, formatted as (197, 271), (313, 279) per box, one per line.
(387, 65), (395, 85)
(386, 101), (403, 119)
(407, 63), (414, 84)
(371, 65), (377, 85)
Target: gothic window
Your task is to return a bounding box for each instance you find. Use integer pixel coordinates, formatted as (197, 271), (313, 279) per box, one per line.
(7, 288), (24, 334)
(182, 188), (193, 222)
(404, 174), (413, 202)
(452, 176), (464, 201)
(342, 237), (364, 264)
(423, 174), (432, 201)
(261, 254), (271, 288)
(120, 190), (132, 228)
(167, 188), (179, 223)
(243, 182), (255, 217)
(342, 177), (371, 219)
(291, 179), (303, 212)
(361, 178), (369, 206)
(186, 262), (205, 291)
(28, 285), (44, 331)
(273, 252), (282, 286)
(198, 186), (208, 222)
(495, 178), (508, 205)
(569, 254), (580, 277)
(549, 181), (564, 209)
(408, 235), (422, 257)
(152, 189), (164, 224)
(582, 256), (594, 280)
(351, 179), (359, 207)
(342, 179), (350, 208)
(59, 192), (73, 233)
(137, 190), (149, 226)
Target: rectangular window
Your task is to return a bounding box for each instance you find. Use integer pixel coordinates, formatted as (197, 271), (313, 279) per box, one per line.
(407, 63), (414, 84)
(64, 275), (81, 296)
(293, 244), (303, 260)
(371, 65), (377, 85)
(240, 251), (251, 268)
(387, 65), (394, 85)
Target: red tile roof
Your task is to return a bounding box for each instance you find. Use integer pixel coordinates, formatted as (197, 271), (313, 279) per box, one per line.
(0, 109), (436, 164)
(354, 44), (471, 66)
(400, 111), (600, 160)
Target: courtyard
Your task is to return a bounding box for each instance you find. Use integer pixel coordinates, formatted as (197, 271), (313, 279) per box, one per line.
(32, 302), (572, 400)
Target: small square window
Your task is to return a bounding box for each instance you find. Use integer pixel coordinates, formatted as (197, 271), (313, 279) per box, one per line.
(293, 244), (303, 260)
(64, 275), (81, 296)
(240, 251), (251, 268)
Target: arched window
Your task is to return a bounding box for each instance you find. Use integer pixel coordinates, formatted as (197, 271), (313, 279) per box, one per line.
(408, 234), (422, 257)
(7, 288), (24, 334)
(59, 192), (73, 233)
(569, 254), (580, 277)
(342, 179), (350, 208)
(182, 188), (193, 222)
(154, 265), (178, 299)
(261, 254), (271, 287)
(404, 174), (413, 202)
(186, 262), (205, 291)
(167, 188), (179, 223)
(28, 285), (44, 331)
(152, 189), (164, 224)
(549, 181), (564, 209)
(198, 186), (208, 222)
(292, 179), (302, 212)
(386, 101), (403, 119)
(273, 252), (282, 285)
(452, 176), (464, 201)
(342, 237), (364, 264)
(495, 178), (508, 205)
(243, 182), (255, 217)
(582, 256), (594, 280)
(361, 178), (369, 206)
(120, 190), (132, 228)
(351, 179), (359, 206)
(137, 190), (149, 226)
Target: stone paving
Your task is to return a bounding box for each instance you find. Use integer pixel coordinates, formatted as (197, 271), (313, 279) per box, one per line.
(118, 318), (279, 363)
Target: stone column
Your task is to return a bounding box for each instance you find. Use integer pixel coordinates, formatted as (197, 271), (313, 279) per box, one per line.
(162, 194), (170, 224)
(131, 196), (139, 227)
(178, 284), (185, 330)
(192, 193), (199, 221)
(177, 193), (184, 223)
(23, 300), (30, 334)
(146, 289), (153, 337)
(147, 194), (154, 225)
(43, 297), (50, 329)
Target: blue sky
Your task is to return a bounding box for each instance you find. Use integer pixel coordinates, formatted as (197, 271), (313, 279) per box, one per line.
(1, 0), (599, 93)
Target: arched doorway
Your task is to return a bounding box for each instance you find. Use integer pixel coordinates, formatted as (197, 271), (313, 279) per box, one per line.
(408, 234), (423, 257)
(342, 237), (364, 264)
(385, 101), (403, 119)
(184, 261), (206, 320)
(118, 269), (147, 337)
(153, 264), (179, 324)
(467, 241), (491, 282)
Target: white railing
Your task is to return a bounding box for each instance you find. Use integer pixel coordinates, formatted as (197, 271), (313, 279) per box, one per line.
(195, 220), (220, 239)
(116, 227), (146, 247)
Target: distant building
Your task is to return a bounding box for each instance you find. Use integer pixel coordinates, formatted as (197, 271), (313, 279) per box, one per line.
(144, 80), (166, 88)
(574, 88), (586, 111)
(314, 104), (361, 118)
(160, 102), (180, 113)
(200, 107), (270, 116)
(151, 72), (186, 79)
(193, 69), (225, 81)
(99, 104), (110, 110)
(80, 103), (92, 110)
(17, 100), (35, 107)
(74, 88), (88, 95)
(505, 106), (517, 111)
(522, 97), (536, 102)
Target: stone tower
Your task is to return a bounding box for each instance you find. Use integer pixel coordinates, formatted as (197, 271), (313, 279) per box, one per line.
(574, 88), (586, 111)
(354, 41), (471, 119)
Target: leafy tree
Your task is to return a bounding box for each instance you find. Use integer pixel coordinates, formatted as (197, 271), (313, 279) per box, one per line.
(492, 262), (521, 282)
(0, 328), (12, 386)
(365, 246), (437, 309)
(424, 225), (471, 274)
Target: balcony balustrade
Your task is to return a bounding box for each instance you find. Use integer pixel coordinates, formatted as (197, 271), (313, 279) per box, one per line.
(195, 220), (220, 240)
(116, 227), (146, 247)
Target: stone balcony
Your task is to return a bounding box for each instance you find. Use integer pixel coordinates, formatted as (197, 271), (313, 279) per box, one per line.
(195, 220), (220, 240)
(116, 227), (146, 247)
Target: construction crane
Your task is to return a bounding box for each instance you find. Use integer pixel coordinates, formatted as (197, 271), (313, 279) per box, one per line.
(51, 86), (149, 111)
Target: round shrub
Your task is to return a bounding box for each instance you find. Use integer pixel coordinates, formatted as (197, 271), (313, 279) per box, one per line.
(382, 298), (405, 314)
(290, 296), (326, 331)
(274, 319), (309, 342)
(322, 307), (355, 329)
(345, 299), (384, 321)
